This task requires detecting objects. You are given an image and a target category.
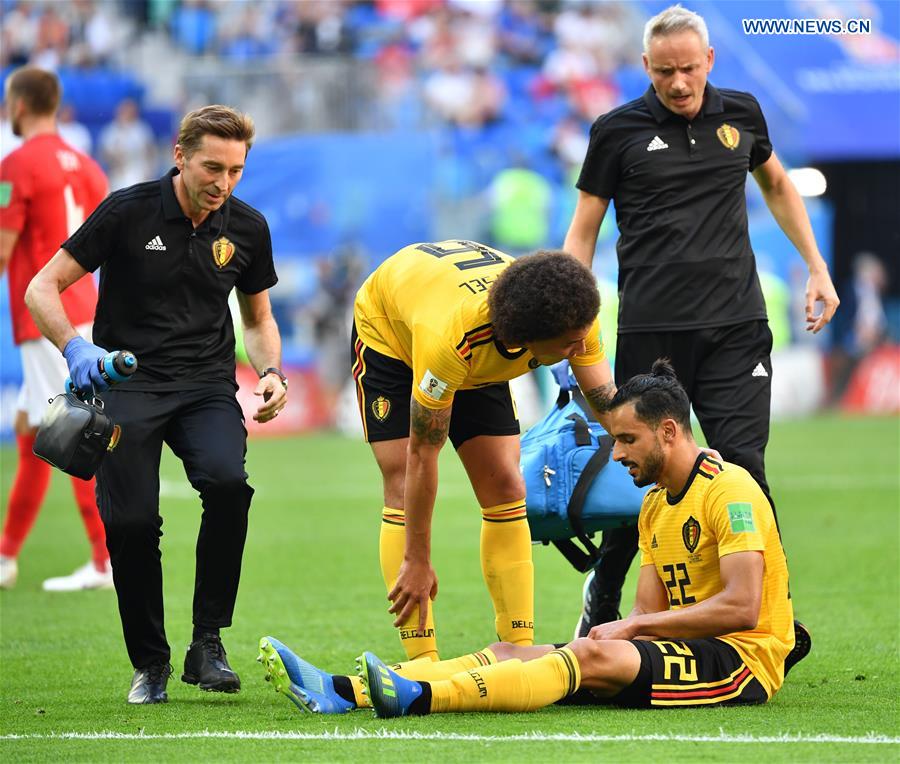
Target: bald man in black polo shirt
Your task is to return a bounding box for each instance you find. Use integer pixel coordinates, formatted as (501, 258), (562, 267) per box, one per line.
(564, 5), (838, 657)
(26, 105), (287, 704)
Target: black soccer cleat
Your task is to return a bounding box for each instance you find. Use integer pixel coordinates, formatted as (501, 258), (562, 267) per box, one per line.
(574, 570), (622, 639)
(182, 634), (241, 692)
(128, 661), (172, 704)
(784, 620), (812, 676)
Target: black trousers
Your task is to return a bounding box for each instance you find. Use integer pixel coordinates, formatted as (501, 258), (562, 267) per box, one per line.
(96, 385), (253, 669)
(593, 320), (775, 598)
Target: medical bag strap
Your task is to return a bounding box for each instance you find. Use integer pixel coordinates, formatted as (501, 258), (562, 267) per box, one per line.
(565, 413), (592, 446)
(570, 387), (597, 421)
(550, 434), (615, 572)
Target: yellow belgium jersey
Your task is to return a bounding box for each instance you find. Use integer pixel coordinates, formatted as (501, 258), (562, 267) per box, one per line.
(354, 240), (606, 409)
(638, 454), (794, 698)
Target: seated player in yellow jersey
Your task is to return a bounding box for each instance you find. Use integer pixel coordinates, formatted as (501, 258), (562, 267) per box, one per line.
(351, 241), (617, 661)
(257, 360), (806, 715)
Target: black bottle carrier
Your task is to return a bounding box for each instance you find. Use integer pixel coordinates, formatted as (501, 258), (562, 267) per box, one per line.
(33, 392), (121, 480)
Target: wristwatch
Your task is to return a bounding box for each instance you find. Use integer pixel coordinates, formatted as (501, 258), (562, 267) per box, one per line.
(260, 367), (288, 389)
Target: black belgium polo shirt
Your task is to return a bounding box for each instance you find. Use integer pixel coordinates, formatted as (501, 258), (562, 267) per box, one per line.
(64, 168), (277, 390)
(577, 83), (772, 333)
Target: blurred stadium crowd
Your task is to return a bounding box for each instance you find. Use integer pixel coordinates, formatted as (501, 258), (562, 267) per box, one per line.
(1, 0), (898, 431)
(2, 0), (648, 172)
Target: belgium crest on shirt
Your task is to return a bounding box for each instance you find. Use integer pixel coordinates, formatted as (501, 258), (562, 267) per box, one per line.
(682, 516), (701, 553)
(212, 236), (235, 268)
(716, 123), (740, 150)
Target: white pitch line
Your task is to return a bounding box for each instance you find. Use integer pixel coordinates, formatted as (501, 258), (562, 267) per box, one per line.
(1, 730), (897, 745)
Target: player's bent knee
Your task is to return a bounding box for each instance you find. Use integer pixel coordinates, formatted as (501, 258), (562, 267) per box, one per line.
(478, 470), (526, 506)
(568, 638), (617, 668)
(569, 638), (642, 690)
(568, 637), (601, 660)
(498, 472), (527, 502)
(487, 641), (516, 660)
(488, 641), (557, 663)
(381, 471), (406, 508)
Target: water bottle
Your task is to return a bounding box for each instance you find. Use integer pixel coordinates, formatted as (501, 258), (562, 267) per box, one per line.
(66, 350), (138, 394)
(97, 350), (138, 384)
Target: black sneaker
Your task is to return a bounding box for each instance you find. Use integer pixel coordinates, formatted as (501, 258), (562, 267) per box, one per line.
(574, 570), (622, 639)
(182, 634), (241, 692)
(784, 620), (812, 676)
(128, 661), (172, 704)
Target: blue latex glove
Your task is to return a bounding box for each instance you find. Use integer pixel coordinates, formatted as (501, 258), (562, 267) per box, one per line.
(550, 360), (576, 391)
(62, 336), (109, 394)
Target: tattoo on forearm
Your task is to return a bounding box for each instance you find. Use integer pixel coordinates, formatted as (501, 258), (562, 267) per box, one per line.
(410, 400), (451, 446)
(583, 382), (616, 414)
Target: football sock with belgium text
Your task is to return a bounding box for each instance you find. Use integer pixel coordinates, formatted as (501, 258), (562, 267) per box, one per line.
(379, 507), (438, 661)
(428, 648), (580, 713)
(337, 649), (501, 709)
(394, 647), (499, 682)
(480, 500), (534, 645)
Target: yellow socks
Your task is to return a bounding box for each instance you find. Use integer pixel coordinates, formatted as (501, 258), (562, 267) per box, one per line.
(480, 501), (534, 645)
(394, 648), (498, 682)
(347, 649), (499, 710)
(429, 648), (580, 713)
(379, 507), (438, 661)
(348, 674), (371, 708)
(378, 498), (533, 661)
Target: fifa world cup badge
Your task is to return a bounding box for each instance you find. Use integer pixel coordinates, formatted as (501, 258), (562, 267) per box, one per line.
(212, 236), (235, 268)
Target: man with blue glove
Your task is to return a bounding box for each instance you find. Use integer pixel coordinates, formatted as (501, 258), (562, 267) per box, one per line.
(26, 104), (287, 705)
(63, 336), (111, 392)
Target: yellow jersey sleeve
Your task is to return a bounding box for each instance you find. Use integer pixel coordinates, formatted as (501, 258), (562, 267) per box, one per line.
(705, 470), (768, 558)
(568, 316), (607, 367)
(410, 323), (470, 410)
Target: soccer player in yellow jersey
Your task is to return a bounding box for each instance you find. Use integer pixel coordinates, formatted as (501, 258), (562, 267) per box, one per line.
(256, 359), (803, 715)
(351, 241), (617, 660)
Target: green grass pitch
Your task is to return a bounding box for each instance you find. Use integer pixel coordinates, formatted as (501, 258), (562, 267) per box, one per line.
(1, 415), (898, 762)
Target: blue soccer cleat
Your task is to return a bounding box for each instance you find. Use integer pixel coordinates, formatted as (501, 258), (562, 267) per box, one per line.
(258, 636), (355, 714)
(356, 650), (424, 718)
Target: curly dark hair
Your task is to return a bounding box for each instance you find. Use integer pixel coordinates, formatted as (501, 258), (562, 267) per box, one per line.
(608, 358), (692, 431)
(488, 251), (600, 345)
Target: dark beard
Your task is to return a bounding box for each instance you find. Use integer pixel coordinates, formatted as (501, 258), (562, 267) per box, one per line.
(632, 440), (664, 487)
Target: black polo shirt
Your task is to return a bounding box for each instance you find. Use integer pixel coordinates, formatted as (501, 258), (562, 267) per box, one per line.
(64, 168), (277, 390)
(577, 83), (772, 333)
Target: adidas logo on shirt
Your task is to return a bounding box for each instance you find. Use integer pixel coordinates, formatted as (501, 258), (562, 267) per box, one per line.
(751, 362), (768, 378)
(646, 135), (669, 152)
(145, 235), (166, 251)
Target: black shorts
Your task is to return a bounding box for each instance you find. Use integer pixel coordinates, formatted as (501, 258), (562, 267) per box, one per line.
(559, 637), (768, 709)
(351, 322), (520, 450)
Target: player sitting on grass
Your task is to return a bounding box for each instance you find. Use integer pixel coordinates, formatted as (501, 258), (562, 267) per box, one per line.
(259, 360), (810, 714)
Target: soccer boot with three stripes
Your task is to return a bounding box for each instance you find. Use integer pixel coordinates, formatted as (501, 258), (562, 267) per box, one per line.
(258, 636), (354, 714)
(357, 651), (424, 718)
